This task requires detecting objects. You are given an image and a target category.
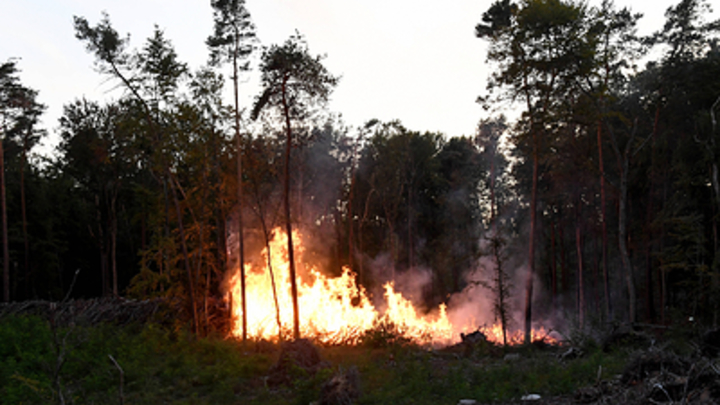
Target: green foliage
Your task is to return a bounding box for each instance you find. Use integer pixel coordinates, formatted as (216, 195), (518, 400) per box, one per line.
(0, 314), (642, 405)
(0, 315), (273, 404)
(359, 320), (412, 349)
(207, 0), (255, 69)
(251, 33), (339, 122)
(292, 366), (332, 405)
(0, 316), (53, 403)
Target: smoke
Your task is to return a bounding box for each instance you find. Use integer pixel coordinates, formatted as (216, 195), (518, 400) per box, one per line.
(221, 115), (569, 343)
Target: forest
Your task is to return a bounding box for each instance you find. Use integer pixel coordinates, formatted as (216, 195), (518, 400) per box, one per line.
(1, 0), (719, 345)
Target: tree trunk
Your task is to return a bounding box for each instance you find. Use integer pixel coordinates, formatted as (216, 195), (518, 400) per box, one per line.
(551, 220), (557, 304)
(20, 135), (29, 298)
(261, 222), (283, 341)
(233, 49), (248, 342)
(489, 145), (508, 346)
(524, 132), (538, 344)
(281, 77), (300, 340)
(597, 120), (611, 320)
(0, 135), (8, 302)
(575, 199), (585, 328)
(110, 188), (118, 297)
(619, 155), (635, 322)
(198, 168), (208, 335)
(170, 176), (199, 334)
(94, 194), (109, 297)
(607, 117), (648, 324)
(618, 133), (636, 323)
(348, 140), (357, 271)
(359, 184), (375, 288)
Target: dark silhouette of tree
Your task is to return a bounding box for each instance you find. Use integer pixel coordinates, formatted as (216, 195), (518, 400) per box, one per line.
(74, 15), (201, 332)
(477, 0), (592, 343)
(251, 33), (338, 340)
(207, 0), (256, 342)
(0, 60), (44, 302)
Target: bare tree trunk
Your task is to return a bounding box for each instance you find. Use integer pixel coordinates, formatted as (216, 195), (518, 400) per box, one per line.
(619, 145), (635, 323)
(198, 168), (208, 335)
(524, 132), (538, 344)
(20, 135), (29, 297)
(170, 177), (199, 334)
(249, 168), (284, 341)
(94, 194), (109, 297)
(610, 119), (647, 324)
(551, 221), (557, 304)
(597, 121), (611, 320)
(110, 188), (118, 297)
(281, 78), (300, 340)
(575, 199), (585, 328)
(233, 49), (248, 343)
(359, 182), (375, 288)
(559, 219), (568, 293)
(408, 188), (413, 271)
(262, 226), (283, 341)
(348, 142), (356, 271)
(488, 144), (508, 346)
(0, 135), (8, 302)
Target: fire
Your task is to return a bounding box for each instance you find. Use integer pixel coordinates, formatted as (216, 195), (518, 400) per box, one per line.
(227, 228), (557, 346)
(478, 323), (555, 346)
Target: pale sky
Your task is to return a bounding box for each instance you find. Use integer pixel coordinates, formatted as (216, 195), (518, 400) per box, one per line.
(0, 0), (707, 157)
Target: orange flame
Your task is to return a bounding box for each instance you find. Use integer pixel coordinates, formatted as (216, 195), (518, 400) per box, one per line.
(227, 228), (557, 346)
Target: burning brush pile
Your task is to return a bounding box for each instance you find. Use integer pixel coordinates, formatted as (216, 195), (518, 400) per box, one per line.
(225, 228), (558, 348)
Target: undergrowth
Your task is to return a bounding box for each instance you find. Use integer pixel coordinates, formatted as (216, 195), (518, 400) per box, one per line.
(0, 314), (634, 405)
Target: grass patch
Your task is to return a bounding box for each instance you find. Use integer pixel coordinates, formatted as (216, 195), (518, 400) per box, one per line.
(0, 314), (632, 404)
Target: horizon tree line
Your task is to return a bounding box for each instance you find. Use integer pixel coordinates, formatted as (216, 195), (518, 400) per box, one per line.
(0, 0), (718, 340)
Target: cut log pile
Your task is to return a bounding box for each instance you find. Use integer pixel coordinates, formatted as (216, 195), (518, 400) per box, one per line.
(0, 297), (171, 327)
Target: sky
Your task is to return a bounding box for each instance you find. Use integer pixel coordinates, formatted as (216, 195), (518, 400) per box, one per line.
(0, 0), (710, 157)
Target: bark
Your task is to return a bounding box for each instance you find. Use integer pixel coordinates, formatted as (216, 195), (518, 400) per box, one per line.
(262, 224), (283, 341)
(644, 105), (661, 322)
(597, 120), (611, 320)
(20, 134), (29, 297)
(608, 119), (649, 323)
(488, 144), (508, 346)
(110, 197), (118, 297)
(170, 176), (199, 334)
(212, 129), (226, 295)
(348, 139), (357, 271)
(708, 96), (720, 217)
(198, 169), (208, 335)
(233, 41), (248, 342)
(281, 77), (300, 340)
(94, 194), (109, 296)
(575, 200), (585, 328)
(358, 182), (375, 287)
(524, 131), (538, 344)
(618, 140), (635, 322)
(1, 135), (8, 302)
(249, 162), (283, 341)
(551, 221), (557, 303)
(559, 219), (568, 293)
